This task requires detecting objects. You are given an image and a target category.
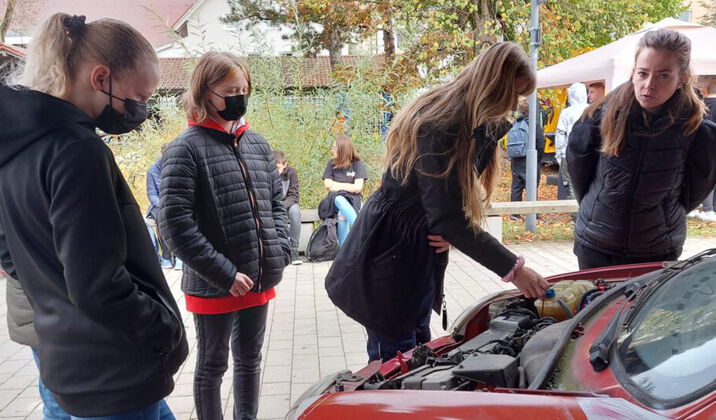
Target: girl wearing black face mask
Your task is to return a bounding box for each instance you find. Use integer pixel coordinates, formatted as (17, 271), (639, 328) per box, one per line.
(0, 14), (188, 419)
(95, 77), (150, 134)
(160, 51), (291, 420)
(324, 43), (550, 363)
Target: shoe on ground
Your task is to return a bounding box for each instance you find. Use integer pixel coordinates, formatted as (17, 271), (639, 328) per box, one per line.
(291, 259), (303, 265)
(160, 259), (173, 269)
(509, 215), (522, 221)
(700, 211), (716, 222)
(173, 259), (184, 270)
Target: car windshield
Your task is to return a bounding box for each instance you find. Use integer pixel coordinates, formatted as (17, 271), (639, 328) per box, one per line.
(615, 256), (716, 405)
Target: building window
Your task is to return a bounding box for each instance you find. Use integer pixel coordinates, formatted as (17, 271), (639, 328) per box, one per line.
(679, 10), (692, 22)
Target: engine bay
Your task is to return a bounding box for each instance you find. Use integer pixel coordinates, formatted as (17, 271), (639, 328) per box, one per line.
(360, 279), (610, 392)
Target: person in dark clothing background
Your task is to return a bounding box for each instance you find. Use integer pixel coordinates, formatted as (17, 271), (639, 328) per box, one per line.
(274, 149), (303, 264)
(508, 99), (545, 219)
(689, 76), (716, 222)
(146, 143), (182, 269)
(160, 51), (290, 420)
(0, 13), (188, 419)
(325, 43), (549, 363)
(568, 30), (716, 270)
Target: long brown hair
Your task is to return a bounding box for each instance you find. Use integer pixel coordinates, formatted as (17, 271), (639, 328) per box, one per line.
(22, 13), (157, 98)
(332, 135), (361, 169)
(384, 42), (535, 228)
(181, 52), (252, 123)
(586, 29), (705, 156)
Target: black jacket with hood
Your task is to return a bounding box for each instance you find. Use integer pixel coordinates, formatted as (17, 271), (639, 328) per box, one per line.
(0, 86), (188, 416)
(567, 91), (716, 258)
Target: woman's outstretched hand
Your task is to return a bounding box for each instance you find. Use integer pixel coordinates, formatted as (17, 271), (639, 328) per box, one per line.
(511, 266), (550, 298)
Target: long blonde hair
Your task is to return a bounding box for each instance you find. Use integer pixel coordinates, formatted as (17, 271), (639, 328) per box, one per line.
(587, 29), (705, 156)
(385, 42), (535, 228)
(21, 13), (157, 98)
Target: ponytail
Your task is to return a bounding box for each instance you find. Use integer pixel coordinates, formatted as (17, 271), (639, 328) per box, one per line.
(21, 13), (157, 98)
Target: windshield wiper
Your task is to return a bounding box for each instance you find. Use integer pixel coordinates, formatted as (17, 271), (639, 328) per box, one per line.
(588, 281), (644, 372)
(588, 251), (716, 372)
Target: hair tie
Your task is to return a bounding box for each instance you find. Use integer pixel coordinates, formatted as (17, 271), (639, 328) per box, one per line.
(63, 15), (87, 38)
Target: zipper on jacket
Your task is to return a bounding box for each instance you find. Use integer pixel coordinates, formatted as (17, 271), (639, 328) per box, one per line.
(622, 137), (648, 255)
(233, 136), (265, 291)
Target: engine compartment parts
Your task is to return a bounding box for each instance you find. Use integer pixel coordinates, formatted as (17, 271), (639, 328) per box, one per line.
(537, 280), (597, 321)
(520, 322), (572, 385)
(357, 282), (612, 393)
(452, 353), (520, 388)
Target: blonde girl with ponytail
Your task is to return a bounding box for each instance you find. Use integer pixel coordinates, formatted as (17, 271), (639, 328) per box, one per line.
(0, 13), (188, 419)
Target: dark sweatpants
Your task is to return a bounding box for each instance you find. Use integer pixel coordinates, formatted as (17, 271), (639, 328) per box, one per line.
(510, 157), (540, 202)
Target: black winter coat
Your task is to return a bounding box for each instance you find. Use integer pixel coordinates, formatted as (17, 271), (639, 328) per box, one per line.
(325, 124), (517, 341)
(567, 95), (716, 258)
(159, 124), (290, 298)
(0, 86), (188, 416)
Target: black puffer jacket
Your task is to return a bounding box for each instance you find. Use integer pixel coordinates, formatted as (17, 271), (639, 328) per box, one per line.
(567, 94), (716, 258)
(0, 86), (188, 416)
(160, 124), (290, 297)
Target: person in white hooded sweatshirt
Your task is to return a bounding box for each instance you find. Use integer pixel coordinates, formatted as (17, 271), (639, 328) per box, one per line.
(555, 82), (589, 199)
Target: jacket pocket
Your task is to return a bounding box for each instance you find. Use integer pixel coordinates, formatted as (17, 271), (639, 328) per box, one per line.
(370, 238), (404, 269)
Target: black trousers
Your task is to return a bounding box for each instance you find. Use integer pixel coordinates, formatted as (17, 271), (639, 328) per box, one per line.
(574, 242), (681, 270)
(193, 304), (269, 420)
(510, 157), (540, 202)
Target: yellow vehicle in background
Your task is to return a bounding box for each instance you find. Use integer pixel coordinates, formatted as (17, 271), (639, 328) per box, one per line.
(541, 89), (567, 164)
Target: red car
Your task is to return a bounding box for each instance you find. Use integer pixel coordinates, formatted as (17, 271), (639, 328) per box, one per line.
(287, 250), (716, 419)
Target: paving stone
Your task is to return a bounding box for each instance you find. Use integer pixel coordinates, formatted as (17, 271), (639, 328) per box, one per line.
(1, 239), (713, 420)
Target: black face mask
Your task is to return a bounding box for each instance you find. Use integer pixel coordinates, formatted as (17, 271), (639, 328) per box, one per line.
(95, 78), (149, 134)
(211, 90), (248, 121)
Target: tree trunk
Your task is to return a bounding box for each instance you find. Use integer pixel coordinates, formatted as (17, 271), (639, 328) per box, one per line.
(327, 28), (343, 72)
(474, 0), (497, 52)
(0, 0), (18, 43)
(383, 17), (395, 63)
(382, 4), (395, 63)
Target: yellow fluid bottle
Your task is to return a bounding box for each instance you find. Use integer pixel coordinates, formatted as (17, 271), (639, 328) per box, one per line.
(536, 283), (579, 321)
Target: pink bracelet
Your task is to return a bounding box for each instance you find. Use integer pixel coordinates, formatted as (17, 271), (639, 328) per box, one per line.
(502, 255), (525, 283)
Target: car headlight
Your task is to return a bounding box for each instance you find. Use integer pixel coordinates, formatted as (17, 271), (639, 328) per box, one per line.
(284, 370), (351, 420)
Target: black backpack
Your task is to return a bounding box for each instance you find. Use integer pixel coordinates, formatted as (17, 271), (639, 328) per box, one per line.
(306, 217), (339, 262)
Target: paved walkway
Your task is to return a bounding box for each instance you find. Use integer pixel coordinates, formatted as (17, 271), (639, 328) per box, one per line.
(0, 238), (713, 419)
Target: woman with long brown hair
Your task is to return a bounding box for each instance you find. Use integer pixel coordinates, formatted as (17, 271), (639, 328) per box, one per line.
(325, 42), (549, 362)
(322, 134), (367, 246)
(567, 29), (716, 269)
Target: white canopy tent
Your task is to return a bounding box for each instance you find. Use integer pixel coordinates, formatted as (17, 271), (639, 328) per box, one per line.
(536, 18), (716, 90)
